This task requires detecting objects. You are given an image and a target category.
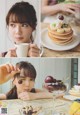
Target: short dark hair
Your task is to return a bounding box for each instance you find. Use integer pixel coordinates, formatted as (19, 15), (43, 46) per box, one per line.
(6, 1), (37, 30)
(14, 61), (36, 80)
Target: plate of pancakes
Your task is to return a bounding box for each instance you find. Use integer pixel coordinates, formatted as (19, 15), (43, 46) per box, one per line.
(41, 28), (80, 51)
(69, 90), (80, 97)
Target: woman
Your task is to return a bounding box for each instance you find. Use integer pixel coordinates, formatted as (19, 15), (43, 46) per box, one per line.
(41, 0), (80, 23)
(0, 1), (40, 57)
(0, 61), (53, 100)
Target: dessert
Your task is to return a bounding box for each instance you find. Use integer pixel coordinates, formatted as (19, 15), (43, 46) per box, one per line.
(48, 15), (73, 45)
(20, 105), (42, 115)
(43, 76), (66, 92)
(69, 84), (80, 97)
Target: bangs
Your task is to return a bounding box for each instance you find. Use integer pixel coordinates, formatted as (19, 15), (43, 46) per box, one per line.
(9, 13), (29, 23)
(6, 1), (37, 29)
(14, 68), (36, 80)
(20, 69), (36, 79)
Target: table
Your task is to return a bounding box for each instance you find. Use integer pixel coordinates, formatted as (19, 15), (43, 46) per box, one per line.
(0, 98), (72, 115)
(41, 23), (80, 57)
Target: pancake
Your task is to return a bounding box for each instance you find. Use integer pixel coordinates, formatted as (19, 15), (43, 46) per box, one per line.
(48, 30), (73, 40)
(48, 26), (73, 37)
(48, 15), (74, 45)
(48, 32), (73, 45)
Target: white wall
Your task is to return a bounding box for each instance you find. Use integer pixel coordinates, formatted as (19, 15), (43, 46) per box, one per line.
(0, 58), (71, 93)
(0, 0), (40, 53)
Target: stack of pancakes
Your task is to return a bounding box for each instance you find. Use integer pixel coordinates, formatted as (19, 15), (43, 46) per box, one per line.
(48, 24), (73, 45)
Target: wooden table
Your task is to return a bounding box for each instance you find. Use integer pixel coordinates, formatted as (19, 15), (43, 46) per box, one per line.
(0, 98), (72, 115)
(41, 23), (80, 57)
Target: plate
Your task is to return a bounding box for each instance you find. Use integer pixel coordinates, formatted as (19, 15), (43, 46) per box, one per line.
(63, 95), (80, 101)
(69, 90), (80, 97)
(41, 28), (80, 51)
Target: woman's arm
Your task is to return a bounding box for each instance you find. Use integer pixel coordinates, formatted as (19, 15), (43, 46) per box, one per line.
(18, 89), (53, 100)
(41, 0), (80, 16)
(33, 89), (53, 99)
(0, 94), (6, 100)
(41, 0), (61, 15)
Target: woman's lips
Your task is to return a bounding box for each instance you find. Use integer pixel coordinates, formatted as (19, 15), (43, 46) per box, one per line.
(23, 89), (30, 92)
(15, 37), (23, 42)
(15, 37), (23, 39)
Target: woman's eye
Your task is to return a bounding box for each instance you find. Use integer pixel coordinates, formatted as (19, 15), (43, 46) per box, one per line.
(18, 80), (23, 84)
(30, 78), (34, 81)
(18, 79), (25, 84)
(18, 78), (26, 84)
(9, 23), (15, 27)
(22, 23), (29, 27)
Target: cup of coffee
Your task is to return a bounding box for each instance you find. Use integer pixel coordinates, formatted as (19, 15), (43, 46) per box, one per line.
(15, 43), (29, 57)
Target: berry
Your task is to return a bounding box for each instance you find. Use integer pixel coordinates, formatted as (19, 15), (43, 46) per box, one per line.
(45, 76), (54, 83)
(58, 15), (64, 20)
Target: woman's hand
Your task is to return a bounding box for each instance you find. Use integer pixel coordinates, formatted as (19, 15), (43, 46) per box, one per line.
(5, 48), (17, 57)
(18, 92), (35, 100)
(59, 3), (80, 15)
(28, 44), (40, 57)
(41, 0), (80, 16)
(0, 63), (19, 84)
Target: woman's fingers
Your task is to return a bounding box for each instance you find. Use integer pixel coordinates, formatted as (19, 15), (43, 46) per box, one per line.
(28, 44), (40, 57)
(61, 3), (80, 14)
(18, 92), (31, 100)
(5, 48), (17, 57)
(4, 63), (19, 74)
(5, 64), (14, 73)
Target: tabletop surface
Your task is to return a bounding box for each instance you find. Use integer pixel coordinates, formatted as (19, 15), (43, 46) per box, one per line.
(0, 97), (72, 115)
(41, 23), (80, 57)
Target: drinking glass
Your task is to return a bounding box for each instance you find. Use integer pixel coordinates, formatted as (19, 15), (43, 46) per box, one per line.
(42, 82), (68, 115)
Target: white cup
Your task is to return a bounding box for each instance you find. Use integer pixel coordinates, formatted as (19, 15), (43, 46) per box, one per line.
(15, 43), (29, 57)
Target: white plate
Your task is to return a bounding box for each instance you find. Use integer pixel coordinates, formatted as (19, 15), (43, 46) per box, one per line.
(63, 95), (80, 101)
(41, 28), (80, 51)
(69, 90), (80, 97)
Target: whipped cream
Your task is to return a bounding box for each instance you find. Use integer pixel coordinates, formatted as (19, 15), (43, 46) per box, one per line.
(74, 85), (80, 92)
(50, 17), (68, 31)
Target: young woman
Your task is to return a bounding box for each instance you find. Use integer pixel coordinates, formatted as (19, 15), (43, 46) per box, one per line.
(0, 1), (40, 57)
(41, 0), (80, 23)
(0, 61), (53, 100)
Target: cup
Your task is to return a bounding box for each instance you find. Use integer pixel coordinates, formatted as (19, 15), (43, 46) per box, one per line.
(15, 43), (29, 57)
